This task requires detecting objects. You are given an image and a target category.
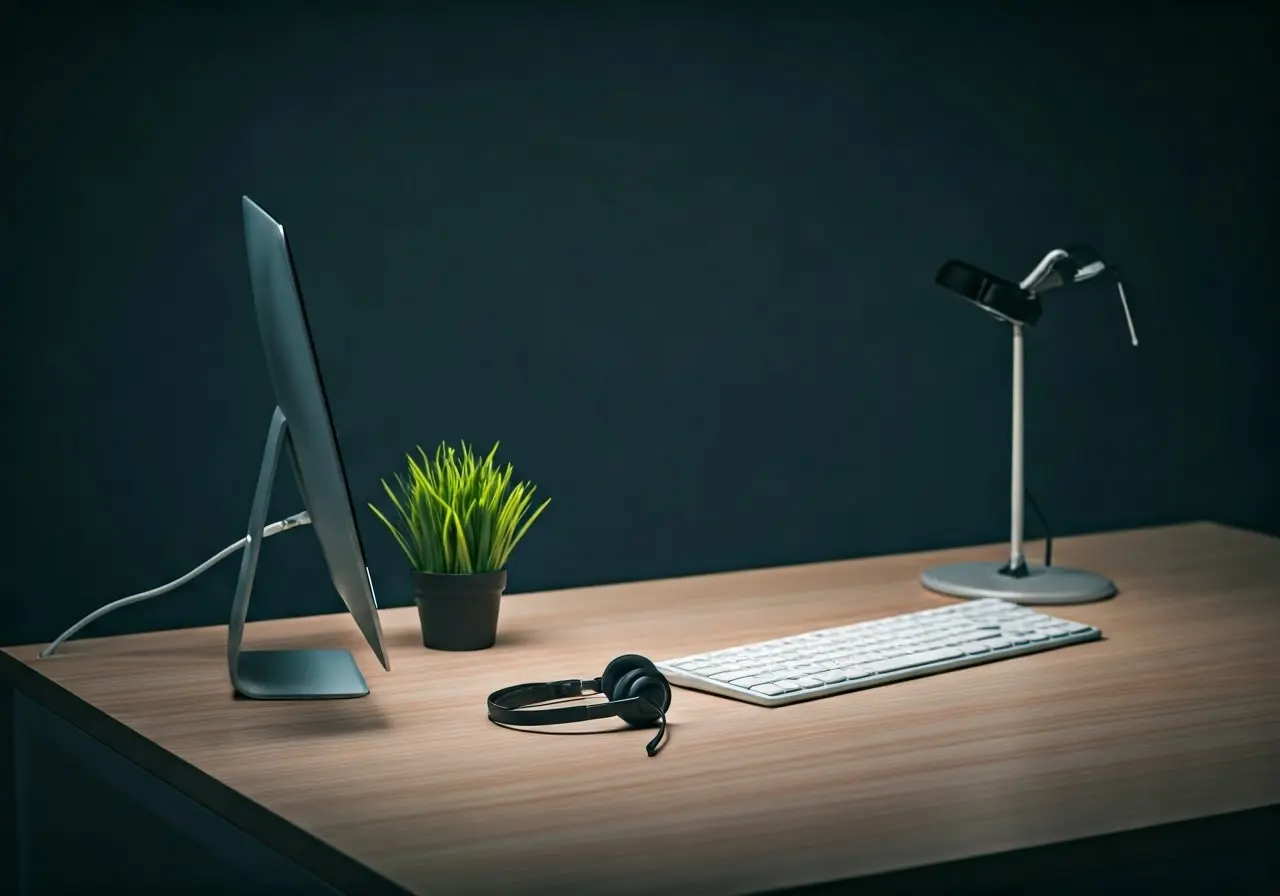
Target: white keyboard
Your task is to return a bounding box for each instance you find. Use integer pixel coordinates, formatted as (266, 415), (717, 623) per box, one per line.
(656, 598), (1102, 706)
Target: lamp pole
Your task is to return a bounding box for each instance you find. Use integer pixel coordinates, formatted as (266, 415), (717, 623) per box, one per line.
(1008, 322), (1026, 575)
(997, 250), (1067, 578)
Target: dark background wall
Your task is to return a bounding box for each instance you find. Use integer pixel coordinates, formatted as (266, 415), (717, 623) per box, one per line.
(4, 2), (1276, 650)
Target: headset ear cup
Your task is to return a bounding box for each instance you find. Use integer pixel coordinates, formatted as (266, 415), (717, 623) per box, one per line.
(601, 654), (658, 699)
(638, 675), (671, 723)
(611, 669), (648, 725)
(614, 670), (671, 728)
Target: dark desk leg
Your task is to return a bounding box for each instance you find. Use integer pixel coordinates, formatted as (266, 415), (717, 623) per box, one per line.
(11, 690), (345, 895)
(1, 681), (20, 896)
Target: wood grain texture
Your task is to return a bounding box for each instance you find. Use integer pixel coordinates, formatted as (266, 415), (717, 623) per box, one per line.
(5, 522), (1280, 895)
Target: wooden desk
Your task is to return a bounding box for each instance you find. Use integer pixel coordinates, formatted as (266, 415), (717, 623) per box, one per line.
(4, 522), (1279, 895)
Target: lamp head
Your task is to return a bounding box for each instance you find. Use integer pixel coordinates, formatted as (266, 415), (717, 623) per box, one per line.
(935, 245), (1139, 345)
(1024, 244), (1112, 293)
(934, 258), (1042, 326)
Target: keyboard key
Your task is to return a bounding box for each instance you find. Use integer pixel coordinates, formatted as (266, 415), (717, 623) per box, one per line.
(794, 677), (825, 689)
(864, 647), (964, 674)
(750, 683), (784, 696)
(773, 679), (803, 692)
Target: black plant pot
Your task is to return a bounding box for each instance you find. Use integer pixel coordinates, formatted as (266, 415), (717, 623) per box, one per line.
(411, 569), (506, 651)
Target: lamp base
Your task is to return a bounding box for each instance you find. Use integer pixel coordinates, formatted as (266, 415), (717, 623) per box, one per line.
(920, 562), (1116, 605)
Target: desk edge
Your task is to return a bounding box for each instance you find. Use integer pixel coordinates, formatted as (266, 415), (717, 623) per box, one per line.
(0, 650), (412, 896)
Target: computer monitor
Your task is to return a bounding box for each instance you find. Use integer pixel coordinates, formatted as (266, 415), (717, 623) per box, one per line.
(229, 196), (390, 699)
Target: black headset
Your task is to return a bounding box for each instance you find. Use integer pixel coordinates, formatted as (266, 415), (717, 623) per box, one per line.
(486, 654), (672, 756)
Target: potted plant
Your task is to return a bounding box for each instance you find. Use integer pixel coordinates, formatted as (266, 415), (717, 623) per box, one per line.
(370, 441), (550, 651)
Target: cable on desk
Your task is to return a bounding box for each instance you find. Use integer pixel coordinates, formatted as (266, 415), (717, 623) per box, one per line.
(39, 511), (311, 658)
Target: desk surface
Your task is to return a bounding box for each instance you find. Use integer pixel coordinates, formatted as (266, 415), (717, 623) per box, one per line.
(5, 522), (1280, 895)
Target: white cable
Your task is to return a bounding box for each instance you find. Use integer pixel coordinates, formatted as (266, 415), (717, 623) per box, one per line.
(39, 511), (312, 658)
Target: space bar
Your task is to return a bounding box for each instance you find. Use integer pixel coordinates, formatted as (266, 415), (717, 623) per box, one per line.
(864, 647), (964, 674)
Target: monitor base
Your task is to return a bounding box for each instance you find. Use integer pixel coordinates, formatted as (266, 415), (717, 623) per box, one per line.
(920, 561), (1116, 605)
(234, 649), (369, 700)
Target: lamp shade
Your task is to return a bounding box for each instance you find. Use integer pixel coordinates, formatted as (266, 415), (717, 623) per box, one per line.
(935, 259), (1043, 326)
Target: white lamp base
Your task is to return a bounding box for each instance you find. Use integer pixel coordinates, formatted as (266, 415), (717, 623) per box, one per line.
(920, 562), (1116, 605)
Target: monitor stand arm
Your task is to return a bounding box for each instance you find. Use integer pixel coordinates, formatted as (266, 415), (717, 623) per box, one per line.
(227, 407), (370, 699)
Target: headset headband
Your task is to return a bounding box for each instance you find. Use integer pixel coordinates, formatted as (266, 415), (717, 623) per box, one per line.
(486, 656), (673, 756)
(486, 678), (639, 726)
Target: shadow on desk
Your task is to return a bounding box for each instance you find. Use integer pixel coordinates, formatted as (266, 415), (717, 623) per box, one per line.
(232, 696), (395, 739)
(772, 805), (1280, 895)
(382, 623), (544, 653)
(490, 718), (683, 740)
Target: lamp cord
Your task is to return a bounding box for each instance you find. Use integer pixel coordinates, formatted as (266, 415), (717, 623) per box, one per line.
(1025, 489), (1053, 567)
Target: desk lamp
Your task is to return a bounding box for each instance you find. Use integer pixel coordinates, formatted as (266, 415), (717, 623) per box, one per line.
(919, 245), (1139, 604)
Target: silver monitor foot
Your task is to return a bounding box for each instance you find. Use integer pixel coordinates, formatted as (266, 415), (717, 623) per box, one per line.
(920, 562), (1116, 605)
(234, 649), (369, 700)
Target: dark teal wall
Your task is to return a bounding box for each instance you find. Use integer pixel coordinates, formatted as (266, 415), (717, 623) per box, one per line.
(5, 3), (1277, 648)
